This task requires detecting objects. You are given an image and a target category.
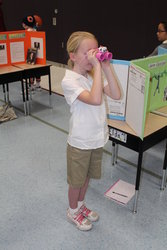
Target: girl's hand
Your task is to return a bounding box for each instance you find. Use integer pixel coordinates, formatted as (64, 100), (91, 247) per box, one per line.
(101, 58), (111, 70)
(87, 49), (100, 67)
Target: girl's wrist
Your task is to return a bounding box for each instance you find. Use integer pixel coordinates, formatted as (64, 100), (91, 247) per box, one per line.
(102, 65), (111, 74)
(93, 62), (101, 71)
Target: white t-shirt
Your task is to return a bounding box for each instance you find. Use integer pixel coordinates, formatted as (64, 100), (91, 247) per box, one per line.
(61, 69), (109, 149)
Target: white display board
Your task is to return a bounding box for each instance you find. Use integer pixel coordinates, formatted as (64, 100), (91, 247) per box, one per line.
(106, 60), (129, 121)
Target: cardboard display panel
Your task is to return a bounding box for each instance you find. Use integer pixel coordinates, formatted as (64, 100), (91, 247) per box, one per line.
(132, 55), (167, 113)
(126, 63), (150, 138)
(107, 55), (167, 139)
(126, 55), (167, 139)
(0, 30), (46, 66)
(106, 60), (129, 121)
(0, 32), (10, 66)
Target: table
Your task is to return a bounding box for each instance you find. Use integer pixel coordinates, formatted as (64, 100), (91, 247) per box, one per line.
(108, 112), (167, 213)
(14, 64), (52, 115)
(0, 66), (26, 113)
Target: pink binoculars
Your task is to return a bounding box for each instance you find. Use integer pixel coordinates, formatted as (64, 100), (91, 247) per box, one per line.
(96, 46), (113, 61)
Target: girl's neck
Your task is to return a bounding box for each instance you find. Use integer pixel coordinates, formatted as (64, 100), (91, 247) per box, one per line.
(73, 65), (87, 78)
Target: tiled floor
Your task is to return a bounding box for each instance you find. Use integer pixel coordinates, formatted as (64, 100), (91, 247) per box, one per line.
(0, 72), (167, 250)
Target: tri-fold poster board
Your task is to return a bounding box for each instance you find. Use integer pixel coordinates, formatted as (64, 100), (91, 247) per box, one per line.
(107, 53), (167, 139)
(0, 30), (46, 66)
(106, 59), (129, 121)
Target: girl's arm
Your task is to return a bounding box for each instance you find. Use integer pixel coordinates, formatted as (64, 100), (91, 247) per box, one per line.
(102, 60), (121, 100)
(78, 49), (103, 105)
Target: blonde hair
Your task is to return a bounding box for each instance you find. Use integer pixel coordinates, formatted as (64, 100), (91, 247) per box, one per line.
(66, 31), (97, 69)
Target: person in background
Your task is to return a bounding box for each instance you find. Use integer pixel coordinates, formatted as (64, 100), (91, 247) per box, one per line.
(61, 31), (121, 231)
(149, 21), (167, 56)
(0, 0), (6, 31)
(22, 15), (42, 90)
(22, 15), (36, 31)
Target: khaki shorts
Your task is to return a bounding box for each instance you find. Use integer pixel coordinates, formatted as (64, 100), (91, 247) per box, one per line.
(67, 144), (103, 188)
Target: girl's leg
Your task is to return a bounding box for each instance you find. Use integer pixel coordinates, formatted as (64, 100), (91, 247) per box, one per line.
(78, 176), (90, 202)
(78, 176), (99, 222)
(68, 176), (90, 209)
(67, 178), (92, 231)
(68, 186), (80, 209)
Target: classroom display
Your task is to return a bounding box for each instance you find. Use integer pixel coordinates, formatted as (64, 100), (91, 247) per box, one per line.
(106, 59), (129, 121)
(107, 54), (167, 139)
(132, 55), (167, 111)
(125, 63), (150, 139)
(0, 30), (46, 66)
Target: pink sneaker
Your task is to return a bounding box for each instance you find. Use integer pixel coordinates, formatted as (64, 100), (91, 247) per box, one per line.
(67, 209), (92, 231)
(80, 204), (99, 222)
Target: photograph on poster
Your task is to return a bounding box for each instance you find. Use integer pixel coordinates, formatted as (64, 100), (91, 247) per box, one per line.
(26, 48), (37, 64)
(31, 37), (43, 59)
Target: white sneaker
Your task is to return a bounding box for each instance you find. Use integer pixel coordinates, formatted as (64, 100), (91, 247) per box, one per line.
(67, 209), (92, 231)
(79, 204), (99, 222)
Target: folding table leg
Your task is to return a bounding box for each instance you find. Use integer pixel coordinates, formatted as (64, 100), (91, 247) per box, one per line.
(112, 142), (116, 165)
(2, 84), (6, 102)
(21, 80), (27, 115)
(115, 144), (119, 164)
(133, 145), (143, 213)
(25, 79), (30, 115)
(48, 72), (52, 108)
(160, 139), (167, 190)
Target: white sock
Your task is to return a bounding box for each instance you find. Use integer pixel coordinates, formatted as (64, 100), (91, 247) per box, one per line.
(69, 207), (78, 216)
(78, 200), (84, 209)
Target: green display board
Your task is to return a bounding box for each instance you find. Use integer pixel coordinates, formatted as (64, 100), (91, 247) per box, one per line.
(132, 55), (167, 112)
(108, 55), (167, 139)
(126, 63), (150, 139)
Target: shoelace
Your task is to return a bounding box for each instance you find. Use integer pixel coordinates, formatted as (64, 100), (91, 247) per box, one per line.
(81, 205), (91, 217)
(74, 212), (85, 224)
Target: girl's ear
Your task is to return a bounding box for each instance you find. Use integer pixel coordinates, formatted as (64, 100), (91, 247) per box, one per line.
(69, 52), (75, 62)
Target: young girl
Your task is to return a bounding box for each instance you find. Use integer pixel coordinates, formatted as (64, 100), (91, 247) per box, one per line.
(61, 31), (121, 231)
(149, 21), (167, 56)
